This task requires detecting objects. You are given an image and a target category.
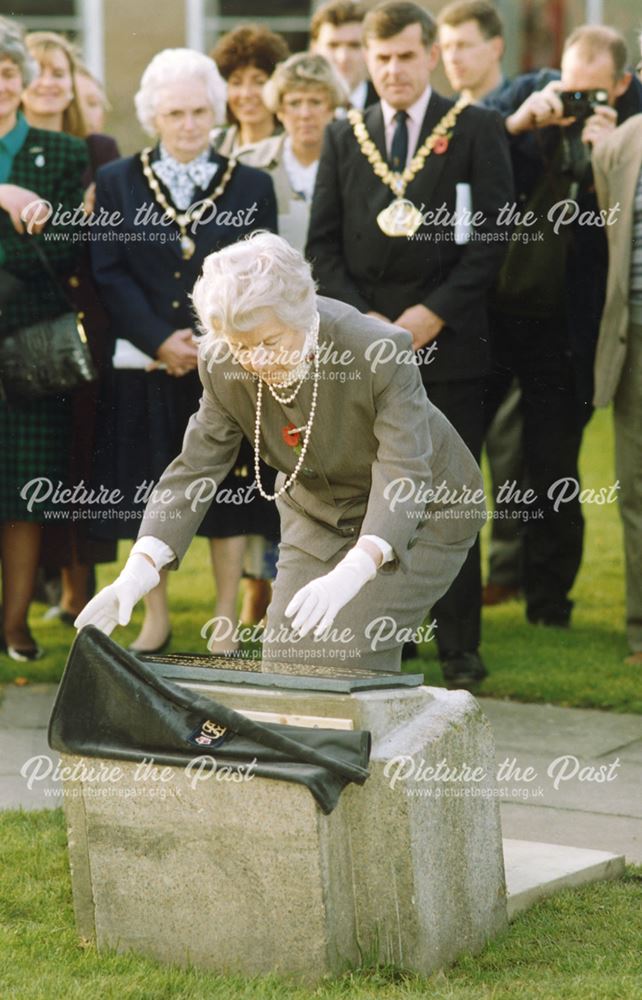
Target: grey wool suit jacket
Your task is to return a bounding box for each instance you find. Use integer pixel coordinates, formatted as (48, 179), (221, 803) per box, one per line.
(137, 297), (486, 569)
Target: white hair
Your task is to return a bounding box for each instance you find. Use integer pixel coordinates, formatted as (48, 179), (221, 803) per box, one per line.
(0, 16), (38, 86)
(134, 48), (226, 136)
(192, 232), (318, 345)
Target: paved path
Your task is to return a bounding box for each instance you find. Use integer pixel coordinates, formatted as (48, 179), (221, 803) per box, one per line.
(1, 685), (640, 862)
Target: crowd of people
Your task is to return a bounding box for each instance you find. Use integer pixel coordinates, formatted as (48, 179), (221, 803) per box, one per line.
(0, 1), (640, 686)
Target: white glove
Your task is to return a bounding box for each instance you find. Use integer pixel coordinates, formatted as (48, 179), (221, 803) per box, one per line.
(74, 555), (160, 635)
(285, 547), (378, 639)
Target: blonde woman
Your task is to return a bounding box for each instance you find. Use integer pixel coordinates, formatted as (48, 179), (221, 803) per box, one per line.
(22, 30), (120, 625)
(237, 53), (346, 252)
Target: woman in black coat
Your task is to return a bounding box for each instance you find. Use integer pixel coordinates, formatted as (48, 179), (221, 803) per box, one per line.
(90, 47), (279, 654)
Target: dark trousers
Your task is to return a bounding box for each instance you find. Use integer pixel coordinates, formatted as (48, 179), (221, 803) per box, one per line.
(423, 378), (485, 657)
(484, 312), (584, 622)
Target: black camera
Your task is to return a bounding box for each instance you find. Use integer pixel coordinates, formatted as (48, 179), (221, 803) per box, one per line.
(560, 88), (609, 120)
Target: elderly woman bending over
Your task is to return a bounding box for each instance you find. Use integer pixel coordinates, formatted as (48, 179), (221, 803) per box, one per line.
(78, 233), (487, 677)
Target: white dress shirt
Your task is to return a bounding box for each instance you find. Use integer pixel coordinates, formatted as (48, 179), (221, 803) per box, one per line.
(282, 136), (319, 203)
(349, 80), (369, 111)
(381, 85), (433, 170)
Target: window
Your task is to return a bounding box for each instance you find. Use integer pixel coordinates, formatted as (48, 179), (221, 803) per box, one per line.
(203, 0), (314, 54)
(6, 0), (81, 37)
(8, 0), (104, 80)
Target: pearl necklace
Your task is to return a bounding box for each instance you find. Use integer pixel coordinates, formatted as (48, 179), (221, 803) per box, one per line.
(261, 313), (320, 405)
(254, 322), (320, 502)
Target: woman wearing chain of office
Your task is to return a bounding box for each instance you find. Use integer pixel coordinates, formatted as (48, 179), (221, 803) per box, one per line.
(77, 233), (486, 673)
(89, 48), (279, 656)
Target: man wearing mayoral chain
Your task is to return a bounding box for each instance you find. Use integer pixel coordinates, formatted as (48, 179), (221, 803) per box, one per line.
(306, 0), (513, 687)
(76, 233), (487, 677)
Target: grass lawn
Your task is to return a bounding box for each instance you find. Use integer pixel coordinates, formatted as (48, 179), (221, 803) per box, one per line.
(1, 408), (637, 712)
(0, 809), (641, 1000)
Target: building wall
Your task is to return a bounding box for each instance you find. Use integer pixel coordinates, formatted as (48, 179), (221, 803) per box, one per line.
(98, 0), (642, 153)
(103, 0), (186, 154)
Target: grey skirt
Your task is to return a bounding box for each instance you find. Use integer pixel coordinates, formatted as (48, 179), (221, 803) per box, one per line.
(262, 526), (475, 673)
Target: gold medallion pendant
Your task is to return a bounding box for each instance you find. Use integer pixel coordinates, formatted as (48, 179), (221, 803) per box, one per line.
(347, 97), (469, 239)
(377, 197), (424, 237)
(180, 235), (196, 260)
(140, 148), (236, 259)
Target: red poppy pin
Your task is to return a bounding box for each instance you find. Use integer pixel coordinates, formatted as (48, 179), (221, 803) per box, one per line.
(282, 423), (302, 449)
(433, 136), (449, 155)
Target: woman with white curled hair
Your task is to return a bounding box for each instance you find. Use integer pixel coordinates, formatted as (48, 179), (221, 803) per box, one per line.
(78, 233), (486, 680)
(88, 49), (279, 655)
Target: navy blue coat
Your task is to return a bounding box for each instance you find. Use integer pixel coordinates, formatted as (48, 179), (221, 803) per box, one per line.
(91, 146), (277, 356)
(87, 146), (279, 541)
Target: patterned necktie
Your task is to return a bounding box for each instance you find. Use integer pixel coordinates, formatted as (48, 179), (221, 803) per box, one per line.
(389, 110), (409, 172)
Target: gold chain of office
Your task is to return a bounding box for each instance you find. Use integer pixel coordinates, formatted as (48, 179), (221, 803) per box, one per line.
(140, 147), (237, 259)
(347, 96), (470, 199)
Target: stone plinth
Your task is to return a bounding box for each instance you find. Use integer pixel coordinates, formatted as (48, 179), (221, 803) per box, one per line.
(60, 666), (507, 982)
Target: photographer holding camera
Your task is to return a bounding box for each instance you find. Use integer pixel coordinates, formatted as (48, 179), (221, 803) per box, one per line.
(481, 25), (642, 631)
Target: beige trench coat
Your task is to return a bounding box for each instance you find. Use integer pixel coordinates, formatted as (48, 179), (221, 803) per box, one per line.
(592, 114), (642, 406)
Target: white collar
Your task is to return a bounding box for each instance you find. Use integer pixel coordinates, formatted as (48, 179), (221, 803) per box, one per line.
(381, 84), (432, 129)
(349, 80), (368, 110)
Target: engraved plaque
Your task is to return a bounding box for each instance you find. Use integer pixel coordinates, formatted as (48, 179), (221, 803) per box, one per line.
(140, 652), (423, 694)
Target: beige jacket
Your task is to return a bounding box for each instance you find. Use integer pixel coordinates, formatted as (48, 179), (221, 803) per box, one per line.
(235, 134), (311, 253)
(138, 297), (485, 570)
(592, 114), (642, 406)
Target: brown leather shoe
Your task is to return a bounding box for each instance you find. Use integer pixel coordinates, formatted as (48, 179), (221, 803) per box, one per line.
(624, 651), (642, 666)
(482, 582), (522, 606)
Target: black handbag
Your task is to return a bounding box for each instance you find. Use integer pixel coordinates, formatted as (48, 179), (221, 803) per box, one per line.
(0, 241), (96, 403)
(0, 267), (24, 307)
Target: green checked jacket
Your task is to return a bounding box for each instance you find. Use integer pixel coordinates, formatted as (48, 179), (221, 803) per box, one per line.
(0, 126), (87, 336)
(0, 126), (88, 523)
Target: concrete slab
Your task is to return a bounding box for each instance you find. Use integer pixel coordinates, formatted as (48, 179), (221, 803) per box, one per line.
(60, 684), (507, 981)
(0, 684), (58, 729)
(0, 729), (55, 776)
(615, 739), (642, 764)
(487, 749), (642, 818)
(503, 839), (625, 919)
(499, 803), (642, 864)
(0, 774), (62, 810)
(479, 699), (642, 758)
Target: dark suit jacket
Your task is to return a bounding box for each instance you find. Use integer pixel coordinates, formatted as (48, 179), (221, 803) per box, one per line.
(306, 91), (513, 382)
(486, 71), (642, 414)
(90, 147), (277, 357)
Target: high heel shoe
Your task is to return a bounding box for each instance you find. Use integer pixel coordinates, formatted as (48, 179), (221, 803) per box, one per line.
(5, 629), (43, 661)
(128, 630), (172, 656)
(7, 643), (43, 662)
